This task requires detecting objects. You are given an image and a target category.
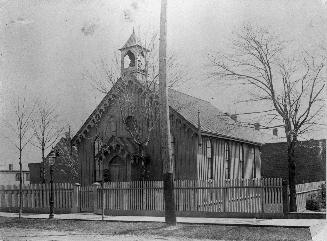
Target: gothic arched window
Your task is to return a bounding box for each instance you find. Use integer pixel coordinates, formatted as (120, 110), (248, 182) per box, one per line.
(94, 138), (103, 182)
(239, 144), (244, 179)
(110, 117), (117, 136)
(206, 139), (213, 179)
(94, 138), (103, 157)
(252, 147), (256, 178)
(224, 142), (230, 179)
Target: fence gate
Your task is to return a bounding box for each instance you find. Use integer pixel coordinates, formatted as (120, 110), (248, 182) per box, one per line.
(79, 185), (94, 212)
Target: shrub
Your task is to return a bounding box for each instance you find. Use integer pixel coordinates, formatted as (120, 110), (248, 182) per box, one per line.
(306, 184), (326, 211)
(319, 183), (326, 209)
(306, 197), (321, 211)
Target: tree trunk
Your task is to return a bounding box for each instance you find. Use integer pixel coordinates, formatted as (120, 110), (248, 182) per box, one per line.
(42, 145), (45, 183)
(285, 120), (297, 212)
(19, 137), (22, 219)
(288, 139), (297, 212)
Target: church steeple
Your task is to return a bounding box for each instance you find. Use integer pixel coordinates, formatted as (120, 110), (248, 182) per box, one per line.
(119, 29), (149, 81)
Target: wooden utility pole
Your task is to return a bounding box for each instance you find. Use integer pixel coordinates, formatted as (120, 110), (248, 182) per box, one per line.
(159, 0), (176, 225)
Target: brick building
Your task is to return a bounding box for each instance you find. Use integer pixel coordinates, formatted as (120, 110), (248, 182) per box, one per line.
(261, 139), (326, 184)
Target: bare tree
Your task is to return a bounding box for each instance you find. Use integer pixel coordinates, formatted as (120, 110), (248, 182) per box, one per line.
(4, 97), (34, 218)
(31, 100), (65, 183)
(209, 24), (326, 211)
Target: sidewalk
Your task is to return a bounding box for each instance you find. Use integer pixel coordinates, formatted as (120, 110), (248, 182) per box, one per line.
(0, 212), (326, 241)
(0, 211), (325, 228)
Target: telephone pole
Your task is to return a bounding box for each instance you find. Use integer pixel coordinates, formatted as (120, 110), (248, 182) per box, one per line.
(159, 0), (176, 225)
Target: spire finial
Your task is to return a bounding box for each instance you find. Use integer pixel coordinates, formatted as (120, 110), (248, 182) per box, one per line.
(132, 27), (135, 33)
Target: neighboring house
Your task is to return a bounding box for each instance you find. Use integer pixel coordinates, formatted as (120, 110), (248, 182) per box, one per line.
(72, 31), (274, 186)
(0, 164), (30, 185)
(261, 138), (326, 184)
(28, 133), (80, 184)
(28, 163), (42, 184)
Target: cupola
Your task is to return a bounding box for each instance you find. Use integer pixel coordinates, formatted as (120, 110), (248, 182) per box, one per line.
(119, 29), (149, 82)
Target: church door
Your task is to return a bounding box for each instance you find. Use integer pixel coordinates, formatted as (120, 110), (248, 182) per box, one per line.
(108, 156), (127, 181)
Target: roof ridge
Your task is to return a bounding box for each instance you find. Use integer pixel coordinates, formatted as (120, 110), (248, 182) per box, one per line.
(168, 88), (211, 105)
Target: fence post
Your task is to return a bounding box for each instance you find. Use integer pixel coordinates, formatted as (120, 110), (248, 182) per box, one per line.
(282, 179), (289, 216)
(92, 182), (100, 213)
(71, 183), (80, 213)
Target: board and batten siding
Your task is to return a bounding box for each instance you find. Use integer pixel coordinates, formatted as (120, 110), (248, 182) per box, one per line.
(198, 137), (261, 181)
(76, 80), (262, 185)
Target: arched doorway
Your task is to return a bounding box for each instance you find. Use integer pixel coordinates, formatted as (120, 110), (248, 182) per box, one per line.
(105, 156), (127, 182)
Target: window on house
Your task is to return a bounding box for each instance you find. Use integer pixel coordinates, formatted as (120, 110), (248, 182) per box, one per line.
(207, 139), (213, 179)
(94, 138), (103, 182)
(110, 117), (117, 136)
(125, 116), (138, 132)
(94, 138), (103, 157)
(170, 132), (176, 178)
(252, 147), (256, 178)
(15, 173), (20, 181)
(224, 142), (230, 179)
(239, 145), (244, 179)
(95, 158), (102, 182)
(26, 173), (30, 181)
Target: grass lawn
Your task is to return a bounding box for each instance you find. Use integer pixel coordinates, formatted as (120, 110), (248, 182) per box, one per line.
(0, 216), (312, 241)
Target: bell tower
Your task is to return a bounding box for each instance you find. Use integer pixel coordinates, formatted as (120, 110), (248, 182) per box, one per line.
(119, 29), (149, 83)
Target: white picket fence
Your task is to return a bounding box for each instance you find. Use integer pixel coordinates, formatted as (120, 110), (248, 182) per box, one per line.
(1, 178), (322, 217)
(91, 178), (284, 218)
(295, 181), (325, 212)
(0, 183), (78, 213)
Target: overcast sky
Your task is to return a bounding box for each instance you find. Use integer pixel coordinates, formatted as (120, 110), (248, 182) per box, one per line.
(0, 0), (326, 169)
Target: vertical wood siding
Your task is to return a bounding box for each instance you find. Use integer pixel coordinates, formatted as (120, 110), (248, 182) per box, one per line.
(76, 82), (261, 185)
(198, 137), (261, 181)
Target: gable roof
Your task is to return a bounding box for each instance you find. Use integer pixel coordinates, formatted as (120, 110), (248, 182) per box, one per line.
(72, 77), (279, 145)
(168, 89), (280, 144)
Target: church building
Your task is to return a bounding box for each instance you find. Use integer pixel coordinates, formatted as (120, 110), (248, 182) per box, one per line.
(72, 31), (267, 186)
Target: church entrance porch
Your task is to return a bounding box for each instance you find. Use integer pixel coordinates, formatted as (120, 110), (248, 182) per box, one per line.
(95, 136), (148, 182)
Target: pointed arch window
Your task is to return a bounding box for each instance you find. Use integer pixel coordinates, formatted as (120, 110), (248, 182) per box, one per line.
(252, 147), (256, 178)
(224, 142), (230, 179)
(94, 138), (103, 182)
(170, 132), (176, 179)
(94, 138), (103, 157)
(239, 144), (245, 179)
(110, 116), (117, 136)
(206, 139), (213, 179)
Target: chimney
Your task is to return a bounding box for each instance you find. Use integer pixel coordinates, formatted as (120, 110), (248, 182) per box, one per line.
(9, 164), (13, 171)
(273, 128), (278, 136)
(254, 122), (260, 130)
(230, 114), (237, 121)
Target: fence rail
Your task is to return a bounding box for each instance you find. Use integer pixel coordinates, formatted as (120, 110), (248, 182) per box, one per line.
(295, 181), (325, 212)
(2, 178), (321, 217)
(91, 178), (284, 217)
(0, 183), (76, 213)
